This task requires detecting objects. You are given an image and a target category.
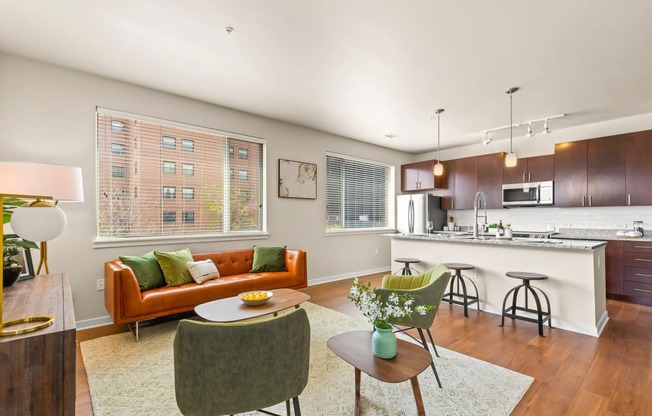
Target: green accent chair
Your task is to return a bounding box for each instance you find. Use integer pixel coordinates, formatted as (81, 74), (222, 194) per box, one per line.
(375, 263), (451, 388)
(173, 308), (310, 416)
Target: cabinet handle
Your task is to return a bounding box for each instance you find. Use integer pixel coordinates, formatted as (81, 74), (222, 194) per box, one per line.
(582, 196), (585, 207)
(634, 258), (652, 262)
(634, 288), (652, 294)
(589, 195), (592, 207)
(528, 173), (531, 182)
(635, 273), (652, 277)
(522, 173), (526, 182)
(628, 194), (631, 206)
(634, 246), (652, 249)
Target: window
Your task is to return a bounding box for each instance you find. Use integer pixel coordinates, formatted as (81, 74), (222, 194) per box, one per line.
(238, 148), (249, 159)
(112, 166), (126, 177)
(163, 186), (176, 198)
(162, 136), (176, 149)
(182, 163), (194, 176)
(238, 170), (248, 180)
(111, 143), (126, 154)
(162, 161), (176, 174)
(182, 211), (195, 223)
(230, 169), (234, 179)
(97, 109), (265, 239)
(182, 187), (194, 199)
(111, 120), (124, 131)
(182, 139), (194, 152)
(229, 146), (234, 158)
(325, 153), (394, 231)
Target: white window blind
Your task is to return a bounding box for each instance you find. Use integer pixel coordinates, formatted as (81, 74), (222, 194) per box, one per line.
(325, 153), (393, 230)
(97, 109), (264, 239)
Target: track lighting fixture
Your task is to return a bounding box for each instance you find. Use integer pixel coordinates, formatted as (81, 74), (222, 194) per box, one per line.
(481, 114), (564, 144)
(526, 124), (534, 138)
(482, 131), (491, 146)
(542, 120), (551, 134)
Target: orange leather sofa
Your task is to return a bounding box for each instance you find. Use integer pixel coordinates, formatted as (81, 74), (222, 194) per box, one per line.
(105, 248), (307, 331)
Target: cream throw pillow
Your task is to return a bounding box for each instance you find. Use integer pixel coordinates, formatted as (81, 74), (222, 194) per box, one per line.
(187, 259), (220, 284)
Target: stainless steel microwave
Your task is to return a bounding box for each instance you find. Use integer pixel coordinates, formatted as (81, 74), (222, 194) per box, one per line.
(502, 181), (554, 207)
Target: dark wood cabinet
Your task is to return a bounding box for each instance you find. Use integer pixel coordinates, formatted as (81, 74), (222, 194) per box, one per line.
(554, 140), (588, 207)
(0, 274), (76, 415)
(587, 135), (627, 206)
(605, 240), (624, 295)
(453, 156), (477, 210)
(437, 160), (456, 210)
(622, 241), (652, 305)
(477, 153), (504, 208)
(503, 154), (554, 184)
(401, 160), (435, 191)
(626, 130), (652, 206)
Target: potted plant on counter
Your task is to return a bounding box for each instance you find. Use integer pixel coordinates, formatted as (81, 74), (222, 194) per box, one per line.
(2, 197), (38, 286)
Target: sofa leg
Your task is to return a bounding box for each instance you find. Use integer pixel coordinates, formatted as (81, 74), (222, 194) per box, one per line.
(128, 321), (139, 342)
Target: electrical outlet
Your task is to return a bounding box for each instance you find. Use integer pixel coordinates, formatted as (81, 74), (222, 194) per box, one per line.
(96, 279), (105, 291)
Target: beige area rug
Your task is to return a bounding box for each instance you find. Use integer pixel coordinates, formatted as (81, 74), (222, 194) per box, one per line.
(81, 303), (533, 415)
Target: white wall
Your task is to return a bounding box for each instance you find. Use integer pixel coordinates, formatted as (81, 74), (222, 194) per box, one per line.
(0, 53), (412, 326)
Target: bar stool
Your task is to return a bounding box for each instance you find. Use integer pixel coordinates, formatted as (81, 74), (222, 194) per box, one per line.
(442, 263), (479, 318)
(499, 271), (552, 337)
(393, 258), (421, 275)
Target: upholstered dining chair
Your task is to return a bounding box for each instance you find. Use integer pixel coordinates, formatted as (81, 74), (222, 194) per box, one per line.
(375, 263), (451, 388)
(173, 308), (311, 416)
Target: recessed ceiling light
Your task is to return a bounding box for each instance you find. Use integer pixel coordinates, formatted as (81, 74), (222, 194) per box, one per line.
(225, 26), (234, 34)
(384, 133), (399, 139)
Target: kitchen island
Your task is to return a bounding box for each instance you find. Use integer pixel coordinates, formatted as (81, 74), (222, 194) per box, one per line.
(388, 233), (608, 337)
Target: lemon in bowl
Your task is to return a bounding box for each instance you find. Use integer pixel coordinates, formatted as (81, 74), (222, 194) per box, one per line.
(239, 291), (273, 306)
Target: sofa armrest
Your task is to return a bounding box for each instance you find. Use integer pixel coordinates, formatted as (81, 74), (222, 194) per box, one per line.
(104, 260), (142, 325)
(285, 249), (307, 288)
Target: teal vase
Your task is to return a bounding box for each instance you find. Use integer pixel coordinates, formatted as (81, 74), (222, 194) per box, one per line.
(372, 325), (397, 359)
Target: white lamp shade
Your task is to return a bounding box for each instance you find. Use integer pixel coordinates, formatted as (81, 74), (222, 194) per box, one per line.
(10, 206), (67, 242)
(434, 162), (444, 176)
(0, 162), (83, 201)
(505, 152), (518, 167)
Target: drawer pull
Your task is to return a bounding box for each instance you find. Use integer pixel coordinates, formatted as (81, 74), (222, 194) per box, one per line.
(635, 273), (652, 277)
(634, 288), (652, 294)
(634, 258), (652, 262)
(634, 246), (652, 249)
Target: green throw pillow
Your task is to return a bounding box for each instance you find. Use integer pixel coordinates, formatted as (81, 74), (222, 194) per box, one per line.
(119, 252), (166, 291)
(250, 246), (287, 272)
(154, 248), (194, 286)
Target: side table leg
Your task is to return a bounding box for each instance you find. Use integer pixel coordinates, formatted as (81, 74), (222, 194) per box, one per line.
(410, 376), (426, 415)
(354, 368), (361, 416)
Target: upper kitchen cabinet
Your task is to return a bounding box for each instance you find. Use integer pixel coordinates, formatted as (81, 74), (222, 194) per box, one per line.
(477, 153), (504, 208)
(504, 155), (554, 184)
(626, 130), (652, 206)
(401, 160), (435, 192)
(554, 140), (588, 207)
(453, 156), (478, 210)
(587, 135), (627, 206)
(437, 160), (455, 210)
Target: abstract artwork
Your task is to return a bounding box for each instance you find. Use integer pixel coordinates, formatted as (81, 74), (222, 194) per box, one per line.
(278, 159), (317, 199)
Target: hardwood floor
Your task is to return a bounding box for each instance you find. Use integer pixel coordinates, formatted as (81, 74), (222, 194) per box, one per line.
(75, 273), (652, 415)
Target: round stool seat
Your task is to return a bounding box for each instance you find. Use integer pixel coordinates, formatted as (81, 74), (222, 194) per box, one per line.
(444, 263), (475, 271)
(506, 271), (548, 281)
(394, 258), (420, 265)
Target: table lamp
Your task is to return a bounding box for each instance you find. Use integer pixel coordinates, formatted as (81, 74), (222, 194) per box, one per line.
(0, 161), (84, 336)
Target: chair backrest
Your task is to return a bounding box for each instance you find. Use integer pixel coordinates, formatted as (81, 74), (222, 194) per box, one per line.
(379, 264), (452, 329)
(174, 308), (310, 416)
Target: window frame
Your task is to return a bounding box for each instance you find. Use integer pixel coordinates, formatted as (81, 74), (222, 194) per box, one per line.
(162, 136), (176, 149)
(324, 152), (395, 236)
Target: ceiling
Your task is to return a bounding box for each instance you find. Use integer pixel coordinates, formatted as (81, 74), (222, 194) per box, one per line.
(1, 0), (652, 154)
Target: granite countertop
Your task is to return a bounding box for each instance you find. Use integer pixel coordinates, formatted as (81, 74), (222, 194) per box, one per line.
(386, 232), (605, 251)
(554, 228), (652, 242)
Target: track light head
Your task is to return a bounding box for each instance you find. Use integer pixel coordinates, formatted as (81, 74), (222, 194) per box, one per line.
(542, 120), (551, 134)
(526, 124), (534, 138)
(482, 132), (491, 146)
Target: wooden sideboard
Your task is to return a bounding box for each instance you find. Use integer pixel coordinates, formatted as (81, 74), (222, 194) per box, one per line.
(0, 274), (76, 415)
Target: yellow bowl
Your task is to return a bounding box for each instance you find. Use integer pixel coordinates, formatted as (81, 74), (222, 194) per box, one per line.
(239, 290), (274, 306)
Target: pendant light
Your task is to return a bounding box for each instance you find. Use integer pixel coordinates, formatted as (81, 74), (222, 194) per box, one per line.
(433, 108), (444, 176)
(504, 87), (519, 167)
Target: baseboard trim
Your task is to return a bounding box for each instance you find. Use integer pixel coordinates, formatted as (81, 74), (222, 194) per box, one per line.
(77, 315), (114, 330)
(307, 267), (390, 287)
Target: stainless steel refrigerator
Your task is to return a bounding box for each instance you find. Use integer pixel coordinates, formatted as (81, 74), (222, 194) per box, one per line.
(396, 194), (447, 234)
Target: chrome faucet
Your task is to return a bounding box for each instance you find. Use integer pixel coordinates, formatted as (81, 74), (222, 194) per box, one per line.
(473, 191), (488, 238)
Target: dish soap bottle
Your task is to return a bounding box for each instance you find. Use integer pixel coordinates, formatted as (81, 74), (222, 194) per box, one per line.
(496, 220), (505, 238)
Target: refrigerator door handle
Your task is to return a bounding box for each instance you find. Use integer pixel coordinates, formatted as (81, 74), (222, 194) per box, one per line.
(408, 199), (414, 233)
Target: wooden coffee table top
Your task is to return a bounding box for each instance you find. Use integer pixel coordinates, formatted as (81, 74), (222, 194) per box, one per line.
(195, 288), (310, 322)
(327, 330), (432, 383)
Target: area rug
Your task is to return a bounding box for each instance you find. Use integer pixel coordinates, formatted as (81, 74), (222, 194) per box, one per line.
(81, 303), (533, 415)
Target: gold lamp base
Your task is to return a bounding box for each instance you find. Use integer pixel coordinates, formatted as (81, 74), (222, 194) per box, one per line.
(0, 315), (54, 336)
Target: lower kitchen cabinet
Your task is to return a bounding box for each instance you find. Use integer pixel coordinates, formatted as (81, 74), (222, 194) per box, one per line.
(605, 240), (624, 295)
(623, 241), (652, 304)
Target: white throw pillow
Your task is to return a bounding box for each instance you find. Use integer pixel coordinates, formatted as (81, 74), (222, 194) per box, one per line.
(187, 259), (220, 284)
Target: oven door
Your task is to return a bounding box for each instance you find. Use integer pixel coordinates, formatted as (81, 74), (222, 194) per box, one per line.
(502, 182), (540, 206)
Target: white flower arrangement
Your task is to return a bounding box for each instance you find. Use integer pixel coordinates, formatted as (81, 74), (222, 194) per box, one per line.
(348, 278), (434, 329)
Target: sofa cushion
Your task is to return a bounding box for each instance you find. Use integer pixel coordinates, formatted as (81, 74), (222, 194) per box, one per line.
(250, 246), (287, 272)
(187, 259), (220, 284)
(119, 252), (166, 291)
(155, 248), (194, 286)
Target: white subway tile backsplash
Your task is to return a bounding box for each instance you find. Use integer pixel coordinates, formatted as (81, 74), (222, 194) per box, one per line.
(449, 206), (651, 232)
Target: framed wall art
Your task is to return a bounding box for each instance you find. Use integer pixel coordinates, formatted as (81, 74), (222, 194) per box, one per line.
(278, 159), (317, 199)
(16, 247), (35, 280)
